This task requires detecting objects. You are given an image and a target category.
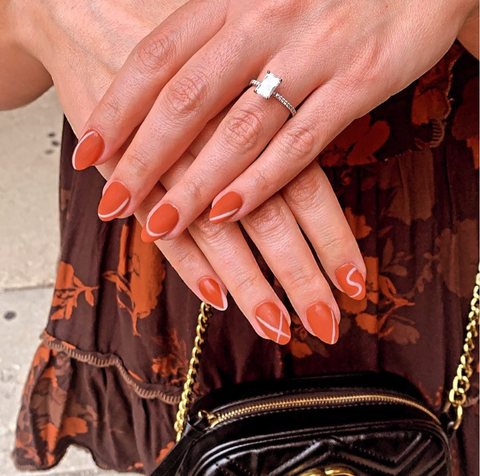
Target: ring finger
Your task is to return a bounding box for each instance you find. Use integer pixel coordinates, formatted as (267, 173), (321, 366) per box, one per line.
(141, 57), (321, 241)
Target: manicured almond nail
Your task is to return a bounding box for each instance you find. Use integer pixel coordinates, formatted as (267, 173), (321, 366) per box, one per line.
(335, 263), (366, 300)
(306, 301), (339, 345)
(209, 192), (243, 223)
(254, 302), (291, 345)
(142, 203), (179, 242)
(72, 130), (104, 170)
(98, 182), (130, 221)
(198, 278), (228, 311)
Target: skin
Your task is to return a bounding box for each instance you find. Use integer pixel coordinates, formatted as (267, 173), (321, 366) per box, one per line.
(0, 0), (365, 344)
(0, 0), (477, 344)
(77, 0), (479, 244)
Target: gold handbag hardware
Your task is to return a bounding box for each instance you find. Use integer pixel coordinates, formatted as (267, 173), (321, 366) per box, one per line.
(298, 467), (357, 476)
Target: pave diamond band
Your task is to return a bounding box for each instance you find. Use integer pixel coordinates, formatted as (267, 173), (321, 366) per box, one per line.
(249, 71), (297, 116)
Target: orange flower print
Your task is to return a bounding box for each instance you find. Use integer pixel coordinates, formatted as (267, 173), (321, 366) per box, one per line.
(151, 328), (188, 385)
(411, 43), (463, 127)
(50, 262), (98, 320)
(452, 77), (479, 169)
(320, 114), (390, 167)
(335, 255), (418, 345)
(103, 222), (165, 336)
(156, 441), (175, 464)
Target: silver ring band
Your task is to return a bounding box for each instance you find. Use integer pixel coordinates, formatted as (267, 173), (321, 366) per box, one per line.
(249, 71), (297, 116)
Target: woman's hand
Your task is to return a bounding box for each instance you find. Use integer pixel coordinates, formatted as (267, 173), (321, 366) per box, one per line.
(76, 0), (477, 242)
(12, 0), (366, 345)
(97, 114), (365, 345)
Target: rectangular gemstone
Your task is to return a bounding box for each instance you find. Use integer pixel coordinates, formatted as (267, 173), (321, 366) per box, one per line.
(255, 72), (281, 99)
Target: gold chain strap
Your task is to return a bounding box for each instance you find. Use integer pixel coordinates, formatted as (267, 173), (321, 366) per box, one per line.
(174, 302), (213, 441)
(443, 265), (480, 431)
(175, 267), (480, 440)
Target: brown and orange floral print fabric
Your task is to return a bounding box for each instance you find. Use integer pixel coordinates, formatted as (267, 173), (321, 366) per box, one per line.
(13, 42), (479, 475)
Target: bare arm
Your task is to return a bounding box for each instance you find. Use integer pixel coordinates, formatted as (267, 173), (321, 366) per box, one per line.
(0, 2), (52, 110)
(457, 4), (479, 59)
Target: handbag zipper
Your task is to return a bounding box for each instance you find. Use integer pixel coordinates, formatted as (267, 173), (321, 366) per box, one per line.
(199, 393), (439, 429)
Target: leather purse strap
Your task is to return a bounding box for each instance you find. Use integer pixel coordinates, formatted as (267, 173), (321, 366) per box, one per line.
(174, 266), (480, 441)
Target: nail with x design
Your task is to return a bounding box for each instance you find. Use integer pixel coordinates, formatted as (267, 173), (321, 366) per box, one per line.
(254, 302), (291, 345)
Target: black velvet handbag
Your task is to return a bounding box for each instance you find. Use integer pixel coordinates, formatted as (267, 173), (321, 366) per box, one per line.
(151, 269), (479, 476)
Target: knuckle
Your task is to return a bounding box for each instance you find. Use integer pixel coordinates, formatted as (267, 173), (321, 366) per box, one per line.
(279, 125), (317, 161)
(345, 38), (384, 90)
(181, 178), (206, 205)
(192, 212), (228, 242)
(164, 69), (209, 117)
(98, 93), (124, 126)
(232, 268), (260, 295)
(321, 228), (350, 255)
(172, 244), (198, 270)
(244, 200), (287, 238)
(133, 31), (176, 77)
(285, 267), (321, 291)
(222, 106), (264, 154)
(249, 165), (273, 196)
(252, 0), (297, 23)
(283, 167), (323, 207)
(125, 146), (152, 176)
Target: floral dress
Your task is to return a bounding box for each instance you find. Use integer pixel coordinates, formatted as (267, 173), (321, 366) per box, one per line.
(13, 42), (479, 475)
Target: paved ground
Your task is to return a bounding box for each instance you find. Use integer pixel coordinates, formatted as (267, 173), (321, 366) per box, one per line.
(0, 90), (127, 474)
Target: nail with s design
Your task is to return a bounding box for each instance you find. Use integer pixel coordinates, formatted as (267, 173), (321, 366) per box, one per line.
(198, 278), (228, 311)
(305, 301), (339, 345)
(335, 263), (366, 300)
(98, 181), (131, 221)
(209, 192), (243, 224)
(141, 203), (179, 242)
(254, 302), (291, 345)
(72, 130), (104, 170)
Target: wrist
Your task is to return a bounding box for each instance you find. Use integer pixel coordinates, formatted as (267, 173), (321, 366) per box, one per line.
(458, 1), (479, 58)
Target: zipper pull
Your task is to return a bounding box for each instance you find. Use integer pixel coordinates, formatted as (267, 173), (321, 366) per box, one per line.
(198, 410), (221, 428)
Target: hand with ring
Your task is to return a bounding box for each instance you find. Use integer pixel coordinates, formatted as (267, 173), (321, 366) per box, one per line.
(73, 0), (476, 240)
(96, 107), (366, 346)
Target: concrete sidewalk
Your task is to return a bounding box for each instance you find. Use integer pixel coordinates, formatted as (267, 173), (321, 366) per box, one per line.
(0, 90), (130, 475)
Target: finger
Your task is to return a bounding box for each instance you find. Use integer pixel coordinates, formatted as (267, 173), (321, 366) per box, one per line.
(187, 211), (292, 345)
(241, 194), (341, 345)
(210, 78), (364, 223)
(142, 59), (322, 241)
(157, 138), (291, 344)
(98, 26), (268, 226)
(96, 156), (229, 312)
(282, 161), (367, 300)
(72, 0), (227, 171)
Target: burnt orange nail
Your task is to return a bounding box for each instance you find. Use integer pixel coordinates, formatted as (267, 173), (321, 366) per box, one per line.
(97, 182), (131, 221)
(142, 203), (179, 242)
(335, 263), (366, 300)
(198, 278), (228, 311)
(254, 302), (291, 345)
(72, 130), (104, 170)
(209, 192), (243, 223)
(306, 301), (339, 345)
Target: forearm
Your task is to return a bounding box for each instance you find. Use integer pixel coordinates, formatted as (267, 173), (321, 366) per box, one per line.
(0, 2), (53, 110)
(457, 4), (479, 59)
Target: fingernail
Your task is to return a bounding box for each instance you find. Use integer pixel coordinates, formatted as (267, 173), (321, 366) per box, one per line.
(254, 302), (291, 345)
(97, 182), (131, 221)
(198, 278), (228, 311)
(209, 192), (243, 223)
(142, 203), (179, 242)
(72, 130), (104, 170)
(306, 301), (339, 345)
(335, 263), (366, 300)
